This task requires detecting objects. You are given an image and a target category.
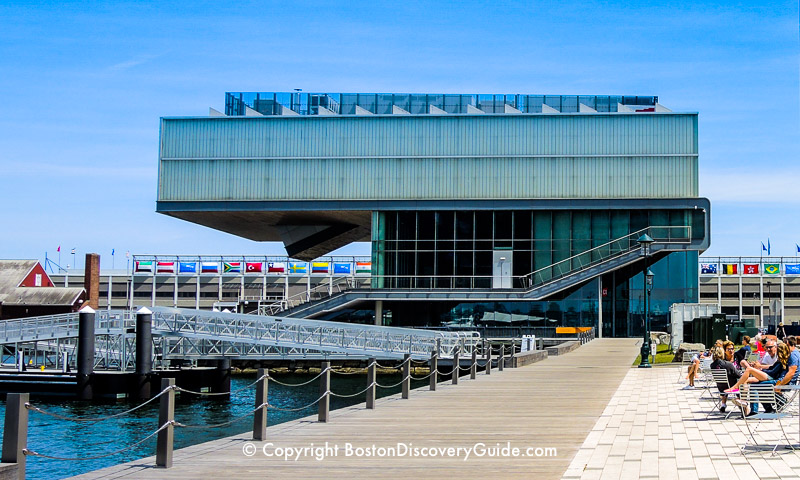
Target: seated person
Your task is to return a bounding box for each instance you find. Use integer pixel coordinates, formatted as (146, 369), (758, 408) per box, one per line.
(740, 337), (776, 370)
(733, 336), (751, 366)
(710, 345), (741, 412)
(732, 342), (797, 415)
(684, 340), (722, 389)
(726, 339), (783, 393)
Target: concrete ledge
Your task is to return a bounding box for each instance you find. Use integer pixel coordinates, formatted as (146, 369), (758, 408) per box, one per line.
(512, 349), (548, 368)
(546, 340), (581, 356)
(0, 463), (19, 480)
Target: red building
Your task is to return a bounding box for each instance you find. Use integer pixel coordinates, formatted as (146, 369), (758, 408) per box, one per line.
(0, 260), (86, 319)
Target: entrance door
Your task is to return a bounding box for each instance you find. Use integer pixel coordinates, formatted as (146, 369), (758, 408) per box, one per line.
(492, 251), (513, 289)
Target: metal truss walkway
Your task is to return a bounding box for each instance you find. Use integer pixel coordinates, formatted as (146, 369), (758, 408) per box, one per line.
(0, 308), (478, 371)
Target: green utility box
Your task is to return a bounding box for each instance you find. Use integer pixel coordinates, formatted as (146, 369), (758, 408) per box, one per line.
(691, 314), (730, 348)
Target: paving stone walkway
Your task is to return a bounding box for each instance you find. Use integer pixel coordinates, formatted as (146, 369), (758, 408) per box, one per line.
(563, 365), (800, 480)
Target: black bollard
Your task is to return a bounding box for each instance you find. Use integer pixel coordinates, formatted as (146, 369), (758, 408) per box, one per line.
(253, 368), (268, 441)
(77, 306), (96, 400)
(135, 307), (153, 400)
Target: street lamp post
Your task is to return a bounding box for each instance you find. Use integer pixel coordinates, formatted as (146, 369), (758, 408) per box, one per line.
(638, 234), (655, 368)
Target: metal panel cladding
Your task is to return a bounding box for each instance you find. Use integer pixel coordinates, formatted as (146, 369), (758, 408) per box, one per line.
(158, 113), (698, 202)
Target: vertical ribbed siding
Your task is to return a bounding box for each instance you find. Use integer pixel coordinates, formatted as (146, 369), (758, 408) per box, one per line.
(159, 156), (697, 201)
(159, 113), (698, 201)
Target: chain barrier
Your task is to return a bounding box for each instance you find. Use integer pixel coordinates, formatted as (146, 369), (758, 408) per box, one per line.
(23, 421), (173, 461)
(267, 367), (330, 387)
(25, 385), (174, 423)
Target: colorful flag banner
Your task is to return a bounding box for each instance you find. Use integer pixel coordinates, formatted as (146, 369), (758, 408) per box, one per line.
(700, 263), (717, 274)
(223, 262), (241, 273)
(289, 262), (307, 274)
(201, 262), (219, 273)
(135, 261), (153, 273)
(157, 262), (175, 274)
(312, 262), (329, 274)
(356, 262), (371, 274)
(743, 264), (759, 275)
(267, 262), (285, 273)
(786, 264), (800, 275)
(764, 264), (780, 275)
(179, 262), (197, 274)
(245, 262), (262, 273)
(333, 263), (351, 274)
(722, 264), (738, 275)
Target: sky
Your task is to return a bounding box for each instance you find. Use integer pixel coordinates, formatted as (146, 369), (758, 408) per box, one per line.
(1, 0), (798, 270)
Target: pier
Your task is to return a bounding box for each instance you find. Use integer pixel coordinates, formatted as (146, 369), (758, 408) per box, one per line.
(51, 337), (636, 479)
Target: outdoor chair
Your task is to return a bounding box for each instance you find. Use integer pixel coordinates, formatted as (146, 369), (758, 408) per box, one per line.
(677, 351), (700, 383)
(707, 369), (738, 419)
(697, 358), (716, 400)
(739, 383), (795, 455)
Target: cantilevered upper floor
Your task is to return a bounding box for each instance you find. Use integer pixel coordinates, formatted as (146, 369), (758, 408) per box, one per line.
(158, 92), (702, 259)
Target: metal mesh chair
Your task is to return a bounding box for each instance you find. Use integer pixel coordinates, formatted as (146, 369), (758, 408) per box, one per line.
(678, 351), (700, 383)
(707, 369), (737, 419)
(739, 383), (795, 455)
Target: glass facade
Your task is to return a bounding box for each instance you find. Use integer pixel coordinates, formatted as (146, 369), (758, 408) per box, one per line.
(372, 209), (703, 288)
(225, 92), (659, 116)
(365, 208), (701, 336)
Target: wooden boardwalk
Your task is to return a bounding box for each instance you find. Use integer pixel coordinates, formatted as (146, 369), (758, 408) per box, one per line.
(73, 338), (639, 480)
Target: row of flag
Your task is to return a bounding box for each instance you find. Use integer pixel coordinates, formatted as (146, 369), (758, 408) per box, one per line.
(759, 240), (800, 256)
(134, 261), (371, 275)
(701, 263), (800, 275)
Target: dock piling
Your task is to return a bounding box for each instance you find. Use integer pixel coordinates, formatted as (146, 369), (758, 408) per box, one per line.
(77, 307), (96, 400)
(318, 361), (330, 422)
(470, 347), (477, 379)
(498, 344), (504, 372)
(156, 378), (175, 468)
(1, 393), (28, 480)
(402, 354), (410, 399)
(366, 358), (376, 409)
(486, 341), (492, 375)
(135, 307), (153, 400)
(452, 348), (459, 385)
(430, 350), (437, 391)
(253, 368), (268, 441)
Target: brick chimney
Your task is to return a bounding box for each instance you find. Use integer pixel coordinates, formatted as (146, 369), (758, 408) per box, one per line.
(84, 253), (100, 309)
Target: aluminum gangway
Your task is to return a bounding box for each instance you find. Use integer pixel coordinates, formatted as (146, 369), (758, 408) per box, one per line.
(0, 308), (479, 370)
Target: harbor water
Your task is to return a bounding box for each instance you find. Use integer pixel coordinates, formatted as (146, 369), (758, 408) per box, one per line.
(0, 371), (417, 479)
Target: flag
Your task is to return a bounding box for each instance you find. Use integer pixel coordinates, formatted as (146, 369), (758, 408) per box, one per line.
(179, 262), (197, 273)
(267, 262), (285, 273)
(786, 264), (800, 275)
(111, 249), (115, 256)
(312, 262), (329, 274)
(722, 264), (738, 275)
(157, 262), (174, 273)
(223, 262), (241, 273)
(246, 262), (262, 273)
(289, 262), (307, 274)
(700, 263), (718, 274)
(356, 261), (371, 274)
(71, 248), (76, 254)
(57, 246), (60, 252)
(333, 263), (351, 274)
(201, 262), (219, 273)
(135, 261), (153, 273)
(764, 264), (780, 275)
(126, 251), (130, 258)
(768, 238), (771, 255)
(743, 264), (759, 275)
(796, 243), (800, 255)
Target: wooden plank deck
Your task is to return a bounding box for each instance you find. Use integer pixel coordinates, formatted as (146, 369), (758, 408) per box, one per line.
(73, 338), (640, 480)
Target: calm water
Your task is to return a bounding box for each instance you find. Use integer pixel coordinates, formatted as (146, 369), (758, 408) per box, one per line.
(0, 371), (422, 479)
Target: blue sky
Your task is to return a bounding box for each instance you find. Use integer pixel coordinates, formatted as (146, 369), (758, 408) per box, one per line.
(1, 0), (798, 269)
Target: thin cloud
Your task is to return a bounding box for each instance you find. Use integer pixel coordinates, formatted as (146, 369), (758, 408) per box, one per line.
(107, 54), (161, 72)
